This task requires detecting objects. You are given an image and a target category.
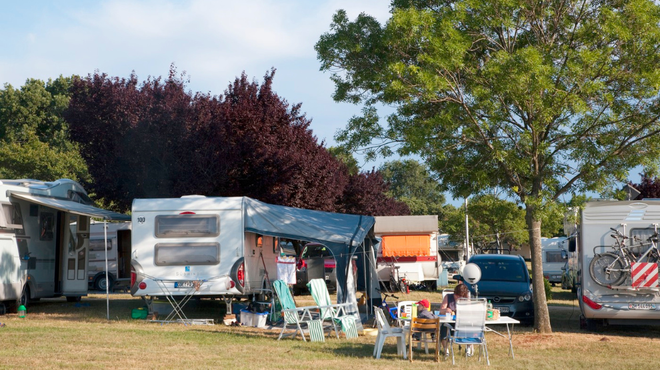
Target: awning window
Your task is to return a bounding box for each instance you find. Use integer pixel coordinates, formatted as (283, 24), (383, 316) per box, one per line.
(381, 235), (430, 257)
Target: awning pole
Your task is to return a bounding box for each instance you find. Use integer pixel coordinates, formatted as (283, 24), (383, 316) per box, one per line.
(104, 219), (110, 320)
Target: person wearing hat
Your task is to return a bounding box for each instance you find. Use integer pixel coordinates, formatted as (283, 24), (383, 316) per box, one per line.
(411, 299), (437, 341)
(416, 299), (436, 319)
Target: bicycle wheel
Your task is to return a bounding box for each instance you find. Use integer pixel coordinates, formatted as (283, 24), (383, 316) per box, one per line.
(388, 278), (398, 293)
(589, 253), (626, 286)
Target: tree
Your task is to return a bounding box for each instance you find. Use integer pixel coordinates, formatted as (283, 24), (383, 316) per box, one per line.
(0, 77), (89, 181)
(317, 0), (660, 332)
(339, 169), (410, 215)
(66, 67), (407, 215)
(630, 174), (660, 199)
(379, 159), (445, 215)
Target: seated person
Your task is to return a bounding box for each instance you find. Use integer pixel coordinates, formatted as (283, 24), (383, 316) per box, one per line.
(412, 299), (437, 340)
(439, 283), (470, 355)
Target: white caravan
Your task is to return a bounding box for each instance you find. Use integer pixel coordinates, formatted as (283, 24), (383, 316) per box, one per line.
(374, 215), (441, 289)
(578, 200), (660, 329)
(88, 222), (132, 291)
(0, 179), (129, 314)
(130, 196), (377, 304)
(541, 237), (568, 285)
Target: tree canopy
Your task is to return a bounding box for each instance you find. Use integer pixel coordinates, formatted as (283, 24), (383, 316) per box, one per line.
(65, 67), (408, 215)
(379, 159), (445, 215)
(0, 77), (89, 181)
(317, 0), (660, 332)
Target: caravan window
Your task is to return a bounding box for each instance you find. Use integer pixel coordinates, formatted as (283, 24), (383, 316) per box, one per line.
(545, 250), (565, 263)
(0, 202), (24, 231)
(89, 239), (113, 251)
(155, 215), (219, 238)
(154, 243), (220, 266)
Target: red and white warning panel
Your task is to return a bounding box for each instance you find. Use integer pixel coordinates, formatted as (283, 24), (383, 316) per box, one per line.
(631, 262), (659, 287)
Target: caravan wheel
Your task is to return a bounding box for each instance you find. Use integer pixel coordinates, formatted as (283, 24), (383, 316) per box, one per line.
(95, 275), (115, 291)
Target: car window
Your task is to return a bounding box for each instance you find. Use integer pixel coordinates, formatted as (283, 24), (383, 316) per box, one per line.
(472, 259), (527, 282)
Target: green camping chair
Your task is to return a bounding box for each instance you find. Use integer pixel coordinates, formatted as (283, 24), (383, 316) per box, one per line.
(272, 280), (323, 342)
(307, 278), (358, 339)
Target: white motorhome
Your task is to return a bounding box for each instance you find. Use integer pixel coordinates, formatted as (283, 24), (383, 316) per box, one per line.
(578, 200), (660, 329)
(129, 196), (377, 306)
(88, 222), (132, 291)
(0, 179), (129, 314)
(374, 215), (441, 289)
(542, 237), (568, 285)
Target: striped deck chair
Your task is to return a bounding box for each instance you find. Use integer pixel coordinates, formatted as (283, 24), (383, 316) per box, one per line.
(272, 280), (323, 342)
(307, 278), (358, 339)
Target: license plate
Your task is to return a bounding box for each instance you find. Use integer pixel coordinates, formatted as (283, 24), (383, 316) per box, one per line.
(551, 275), (561, 280)
(174, 281), (194, 288)
(494, 306), (509, 313)
(628, 303), (657, 310)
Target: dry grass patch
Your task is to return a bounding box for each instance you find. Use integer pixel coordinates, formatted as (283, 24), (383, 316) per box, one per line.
(1, 287), (660, 369)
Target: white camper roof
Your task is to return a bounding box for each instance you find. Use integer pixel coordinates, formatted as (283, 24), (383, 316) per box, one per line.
(374, 215), (438, 234)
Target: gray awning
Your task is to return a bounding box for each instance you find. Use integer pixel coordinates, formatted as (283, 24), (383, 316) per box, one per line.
(9, 192), (130, 221)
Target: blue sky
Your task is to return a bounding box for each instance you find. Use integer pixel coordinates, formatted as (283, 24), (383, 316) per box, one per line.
(0, 0), (391, 168)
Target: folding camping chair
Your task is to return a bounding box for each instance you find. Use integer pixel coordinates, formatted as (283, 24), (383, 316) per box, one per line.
(307, 278), (358, 339)
(449, 298), (489, 365)
(272, 280), (321, 342)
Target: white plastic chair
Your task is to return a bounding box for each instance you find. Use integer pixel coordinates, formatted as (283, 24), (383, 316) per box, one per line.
(373, 306), (407, 359)
(396, 300), (416, 328)
(449, 298), (489, 365)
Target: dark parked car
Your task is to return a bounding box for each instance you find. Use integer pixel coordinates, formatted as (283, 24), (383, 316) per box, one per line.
(293, 243), (337, 294)
(460, 254), (534, 324)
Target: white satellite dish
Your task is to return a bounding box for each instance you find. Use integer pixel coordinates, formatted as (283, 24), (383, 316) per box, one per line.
(462, 263), (482, 285)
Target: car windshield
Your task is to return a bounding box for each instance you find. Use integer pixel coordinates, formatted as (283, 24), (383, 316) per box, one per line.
(472, 259), (527, 282)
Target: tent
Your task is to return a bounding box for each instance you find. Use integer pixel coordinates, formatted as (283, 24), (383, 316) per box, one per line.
(242, 197), (379, 310)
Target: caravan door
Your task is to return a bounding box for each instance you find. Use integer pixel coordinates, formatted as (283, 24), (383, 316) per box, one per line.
(59, 214), (89, 295)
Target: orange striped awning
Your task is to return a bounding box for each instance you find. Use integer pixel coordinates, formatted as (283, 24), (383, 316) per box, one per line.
(381, 235), (431, 257)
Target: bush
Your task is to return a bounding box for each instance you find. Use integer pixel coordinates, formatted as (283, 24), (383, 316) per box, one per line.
(544, 277), (553, 300)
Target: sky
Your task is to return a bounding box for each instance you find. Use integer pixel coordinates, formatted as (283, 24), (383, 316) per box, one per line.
(0, 0), (392, 168)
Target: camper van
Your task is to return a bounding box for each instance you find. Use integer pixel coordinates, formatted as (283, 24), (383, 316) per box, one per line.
(374, 215), (441, 290)
(87, 222), (132, 291)
(129, 196), (377, 305)
(0, 179), (128, 314)
(542, 237), (568, 285)
(577, 200), (660, 330)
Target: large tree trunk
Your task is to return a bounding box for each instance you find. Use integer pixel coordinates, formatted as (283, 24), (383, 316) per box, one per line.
(526, 204), (552, 333)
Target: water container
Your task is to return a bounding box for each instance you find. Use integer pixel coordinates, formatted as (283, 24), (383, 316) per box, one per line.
(411, 303), (418, 319)
(18, 305), (26, 318)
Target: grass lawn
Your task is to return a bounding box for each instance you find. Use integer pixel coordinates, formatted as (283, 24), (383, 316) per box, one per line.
(1, 286), (659, 369)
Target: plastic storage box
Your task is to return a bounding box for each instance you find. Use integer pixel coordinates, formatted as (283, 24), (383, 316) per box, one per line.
(239, 309), (253, 326)
(253, 311), (269, 328)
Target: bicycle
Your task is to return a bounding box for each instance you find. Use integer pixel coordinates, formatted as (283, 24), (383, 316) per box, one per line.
(373, 291), (400, 328)
(589, 227), (660, 286)
(387, 263), (410, 294)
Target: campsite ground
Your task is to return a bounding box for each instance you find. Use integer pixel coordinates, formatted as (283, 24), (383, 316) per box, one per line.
(0, 287), (659, 369)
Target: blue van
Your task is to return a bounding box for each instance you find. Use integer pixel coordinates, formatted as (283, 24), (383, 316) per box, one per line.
(465, 254), (534, 324)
